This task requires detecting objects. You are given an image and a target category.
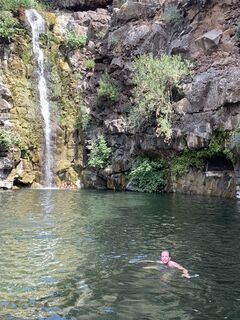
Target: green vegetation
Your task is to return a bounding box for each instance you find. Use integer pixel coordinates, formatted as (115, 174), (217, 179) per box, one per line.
(127, 131), (232, 192)
(129, 156), (167, 193)
(0, 0), (33, 11)
(95, 31), (105, 39)
(162, 5), (182, 24)
(76, 104), (91, 131)
(236, 23), (240, 40)
(45, 24), (83, 132)
(97, 73), (120, 103)
(129, 54), (189, 141)
(85, 58), (95, 71)
(0, 0), (47, 11)
(64, 30), (88, 49)
(171, 150), (205, 177)
(230, 128), (240, 148)
(0, 128), (19, 149)
(3, 34), (42, 159)
(171, 130), (232, 177)
(0, 11), (22, 40)
(0, 127), (30, 158)
(88, 135), (111, 169)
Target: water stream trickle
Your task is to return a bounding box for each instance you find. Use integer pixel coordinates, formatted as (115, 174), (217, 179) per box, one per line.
(26, 9), (53, 187)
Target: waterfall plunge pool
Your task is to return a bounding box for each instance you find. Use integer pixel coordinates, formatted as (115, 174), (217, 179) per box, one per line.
(0, 190), (240, 319)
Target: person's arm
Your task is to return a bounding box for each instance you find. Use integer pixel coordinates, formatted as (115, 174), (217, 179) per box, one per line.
(169, 261), (190, 278)
(128, 259), (156, 265)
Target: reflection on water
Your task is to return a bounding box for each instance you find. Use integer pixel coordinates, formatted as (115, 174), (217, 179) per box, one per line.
(0, 190), (240, 319)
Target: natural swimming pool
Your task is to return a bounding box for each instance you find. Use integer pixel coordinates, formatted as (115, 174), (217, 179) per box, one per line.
(0, 189), (239, 319)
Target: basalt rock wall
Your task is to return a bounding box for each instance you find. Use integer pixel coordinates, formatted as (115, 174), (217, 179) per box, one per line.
(0, 0), (240, 197)
(77, 0), (240, 197)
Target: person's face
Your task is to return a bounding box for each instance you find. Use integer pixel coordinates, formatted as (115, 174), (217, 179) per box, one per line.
(160, 251), (171, 264)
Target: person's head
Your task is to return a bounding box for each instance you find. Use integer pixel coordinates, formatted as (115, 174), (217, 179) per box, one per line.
(160, 250), (171, 264)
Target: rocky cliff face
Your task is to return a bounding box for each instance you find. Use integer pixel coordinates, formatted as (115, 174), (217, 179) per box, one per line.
(78, 0), (240, 197)
(0, 0), (239, 197)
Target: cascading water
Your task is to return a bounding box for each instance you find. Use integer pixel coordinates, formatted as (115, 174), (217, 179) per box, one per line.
(26, 9), (53, 187)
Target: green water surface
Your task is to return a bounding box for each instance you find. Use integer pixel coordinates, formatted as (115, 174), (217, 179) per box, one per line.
(0, 190), (239, 320)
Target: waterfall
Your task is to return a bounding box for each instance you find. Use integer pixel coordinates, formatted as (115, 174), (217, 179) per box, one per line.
(26, 9), (53, 187)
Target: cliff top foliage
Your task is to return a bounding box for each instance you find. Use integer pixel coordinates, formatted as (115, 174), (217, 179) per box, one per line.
(129, 54), (190, 142)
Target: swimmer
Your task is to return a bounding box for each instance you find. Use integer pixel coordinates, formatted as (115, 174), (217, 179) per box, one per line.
(159, 250), (190, 278)
(132, 250), (190, 278)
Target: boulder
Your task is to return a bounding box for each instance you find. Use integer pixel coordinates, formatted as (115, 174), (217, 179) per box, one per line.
(81, 169), (107, 189)
(0, 157), (13, 170)
(15, 160), (36, 185)
(112, 1), (160, 24)
(196, 29), (223, 52)
(172, 67), (240, 150)
(0, 179), (13, 189)
(0, 83), (11, 100)
(104, 117), (127, 133)
(0, 98), (12, 112)
(107, 173), (126, 190)
(108, 22), (168, 57)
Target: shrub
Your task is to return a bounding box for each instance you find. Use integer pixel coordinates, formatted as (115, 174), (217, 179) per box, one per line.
(85, 58), (95, 70)
(0, 128), (19, 149)
(95, 31), (105, 39)
(64, 30), (87, 49)
(231, 128), (240, 146)
(0, 11), (22, 40)
(162, 5), (182, 24)
(171, 130), (232, 177)
(97, 73), (120, 103)
(129, 156), (167, 193)
(0, 0), (33, 11)
(171, 150), (204, 177)
(76, 104), (91, 131)
(129, 54), (189, 141)
(236, 23), (240, 40)
(88, 135), (111, 169)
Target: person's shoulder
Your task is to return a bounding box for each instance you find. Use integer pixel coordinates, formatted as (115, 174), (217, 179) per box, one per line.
(168, 260), (179, 268)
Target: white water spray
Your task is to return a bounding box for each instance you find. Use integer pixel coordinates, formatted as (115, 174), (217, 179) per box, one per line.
(26, 9), (53, 187)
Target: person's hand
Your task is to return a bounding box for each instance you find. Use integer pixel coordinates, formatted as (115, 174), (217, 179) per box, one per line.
(182, 270), (190, 278)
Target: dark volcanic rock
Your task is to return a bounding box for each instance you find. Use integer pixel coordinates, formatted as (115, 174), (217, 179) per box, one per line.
(51, 0), (113, 11)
